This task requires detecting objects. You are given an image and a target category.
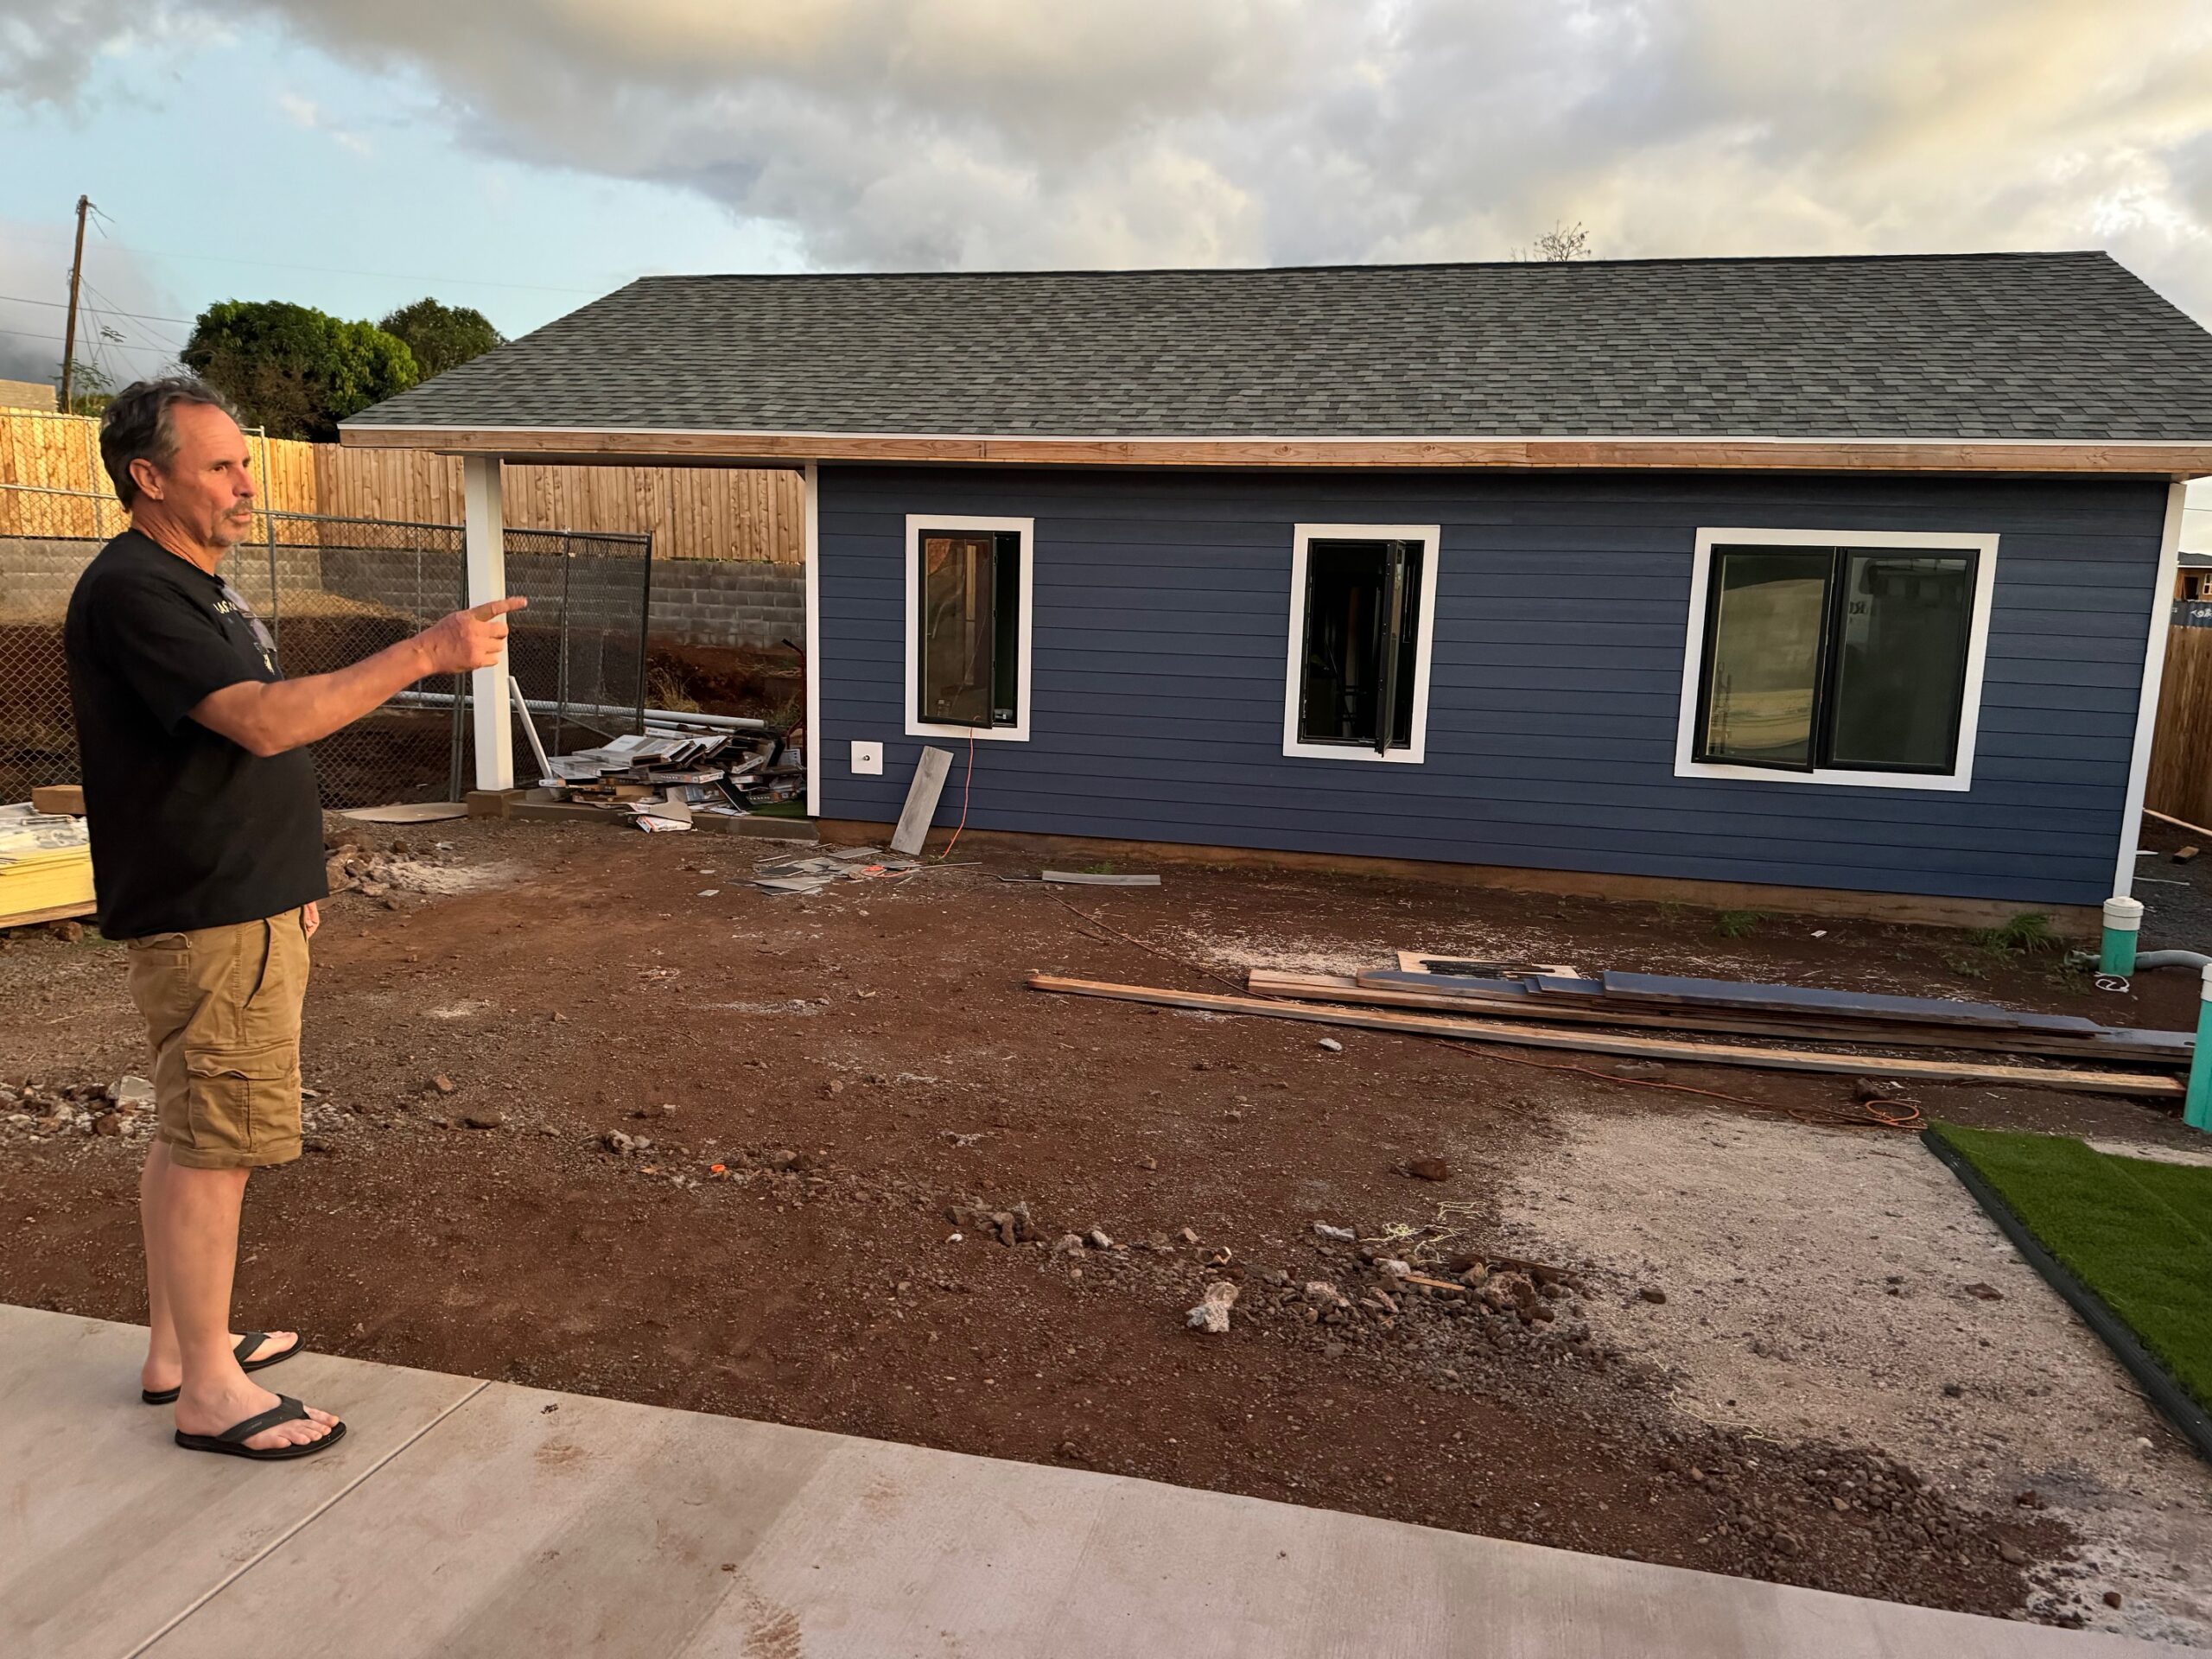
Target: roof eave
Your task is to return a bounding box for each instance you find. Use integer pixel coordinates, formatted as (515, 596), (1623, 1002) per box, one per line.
(335, 423), (2212, 477)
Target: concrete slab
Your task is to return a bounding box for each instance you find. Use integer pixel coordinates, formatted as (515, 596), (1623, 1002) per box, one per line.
(1, 1306), (2158, 1659)
(152, 1368), (2152, 1659)
(0, 1306), (482, 1659)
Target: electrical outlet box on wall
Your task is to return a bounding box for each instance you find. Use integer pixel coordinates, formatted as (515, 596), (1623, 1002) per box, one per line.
(850, 741), (884, 776)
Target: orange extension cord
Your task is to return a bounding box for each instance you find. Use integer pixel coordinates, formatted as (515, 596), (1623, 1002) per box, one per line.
(935, 732), (976, 861)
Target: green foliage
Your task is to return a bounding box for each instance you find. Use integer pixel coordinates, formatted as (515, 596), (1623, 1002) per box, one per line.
(378, 297), (505, 381)
(181, 299), (418, 440)
(1940, 950), (1992, 983)
(1081, 861), (1117, 875)
(1713, 908), (1766, 939)
(1970, 911), (2062, 957)
(1929, 1122), (2212, 1414)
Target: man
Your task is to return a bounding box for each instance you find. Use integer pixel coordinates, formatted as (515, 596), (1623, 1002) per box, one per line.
(64, 377), (523, 1460)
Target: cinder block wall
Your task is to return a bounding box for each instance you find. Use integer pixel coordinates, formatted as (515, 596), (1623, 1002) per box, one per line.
(647, 560), (806, 649)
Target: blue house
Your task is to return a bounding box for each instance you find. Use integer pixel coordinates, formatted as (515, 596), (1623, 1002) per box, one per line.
(343, 252), (2212, 929)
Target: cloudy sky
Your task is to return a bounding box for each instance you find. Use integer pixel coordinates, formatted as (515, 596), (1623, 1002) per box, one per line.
(2, 1), (2209, 531)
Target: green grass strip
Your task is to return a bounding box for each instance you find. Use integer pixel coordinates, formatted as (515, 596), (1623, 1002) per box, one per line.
(1926, 1122), (2212, 1418)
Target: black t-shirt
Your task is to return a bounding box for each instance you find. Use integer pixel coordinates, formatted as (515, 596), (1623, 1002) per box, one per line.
(63, 529), (327, 939)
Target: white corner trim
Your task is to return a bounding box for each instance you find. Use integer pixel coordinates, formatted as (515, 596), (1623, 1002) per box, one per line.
(1673, 526), (2000, 793)
(803, 462), (821, 817)
(1281, 523), (1441, 765)
(903, 513), (1035, 742)
(2112, 482), (2187, 898)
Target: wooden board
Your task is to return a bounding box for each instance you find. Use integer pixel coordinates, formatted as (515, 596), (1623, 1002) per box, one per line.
(0, 900), (95, 930)
(1027, 974), (2185, 1098)
(889, 747), (953, 857)
(1303, 972), (2192, 1065)
(1592, 970), (2108, 1034)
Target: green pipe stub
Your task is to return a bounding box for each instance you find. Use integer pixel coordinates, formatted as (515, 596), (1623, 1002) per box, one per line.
(2101, 896), (2144, 978)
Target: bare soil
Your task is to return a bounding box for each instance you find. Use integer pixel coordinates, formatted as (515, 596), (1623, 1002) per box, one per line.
(4, 820), (2208, 1641)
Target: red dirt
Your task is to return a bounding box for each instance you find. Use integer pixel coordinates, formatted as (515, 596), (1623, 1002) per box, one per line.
(3, 821), (2175, 1628)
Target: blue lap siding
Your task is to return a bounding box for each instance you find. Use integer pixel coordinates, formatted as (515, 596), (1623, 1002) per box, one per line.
(816, 467), (2167, 906)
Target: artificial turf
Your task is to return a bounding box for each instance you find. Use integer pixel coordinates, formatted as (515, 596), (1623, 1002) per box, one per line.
(1927, 1122), (2212, 1416)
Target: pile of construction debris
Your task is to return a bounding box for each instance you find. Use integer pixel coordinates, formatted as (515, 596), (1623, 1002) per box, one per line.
(1031, 951), (2196, 1103)
(752, 846), (923, 895)
(524, 709), (802, 834)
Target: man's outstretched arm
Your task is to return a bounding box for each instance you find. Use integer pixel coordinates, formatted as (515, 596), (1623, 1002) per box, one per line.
(191, 596), (526, 758)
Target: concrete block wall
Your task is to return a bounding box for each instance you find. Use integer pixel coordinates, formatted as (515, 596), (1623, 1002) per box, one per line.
(649, 560), (806, 649)
(1, 535), (324, 620)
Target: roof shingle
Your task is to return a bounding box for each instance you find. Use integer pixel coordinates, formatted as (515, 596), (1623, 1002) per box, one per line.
(346, 251), (2212, 442)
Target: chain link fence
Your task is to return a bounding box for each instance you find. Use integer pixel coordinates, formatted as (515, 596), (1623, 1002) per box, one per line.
(1, 483), (652, 809)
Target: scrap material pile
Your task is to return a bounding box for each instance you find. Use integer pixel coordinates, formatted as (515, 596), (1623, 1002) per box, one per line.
(1030, 952), (2192, 1100)
(0, 804), (92, 928)
(751, 846), (921, 895)
(531, 717), (804, 833)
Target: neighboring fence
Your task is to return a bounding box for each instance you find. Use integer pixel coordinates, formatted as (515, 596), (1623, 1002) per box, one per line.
(2148, 622), (2212, 829)
(0, 407), (801, 562)
(1, 483), (652, 810)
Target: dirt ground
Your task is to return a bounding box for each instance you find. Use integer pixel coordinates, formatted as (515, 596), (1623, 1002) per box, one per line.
(6, 817), (2212, 1642)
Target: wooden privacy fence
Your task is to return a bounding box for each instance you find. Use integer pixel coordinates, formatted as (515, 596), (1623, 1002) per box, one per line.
(0, 408), (802, 562)
(2149, 620), (2212, 829)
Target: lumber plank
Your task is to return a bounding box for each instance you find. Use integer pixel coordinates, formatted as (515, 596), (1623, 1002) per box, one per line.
(1292, 972), (2190, 1065)
(0, 900), (95, 930)
(1030, 973), (2183, 1098)
(889, 747), (953, 857)
(1593, 969), (2053, 1030)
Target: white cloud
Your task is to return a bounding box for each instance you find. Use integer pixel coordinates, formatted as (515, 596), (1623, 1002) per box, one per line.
(3, 0), (2209, 322)
(274, 86), (371, 154)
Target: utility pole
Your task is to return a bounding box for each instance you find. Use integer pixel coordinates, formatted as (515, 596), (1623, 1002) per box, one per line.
(59, 194), (90, 415)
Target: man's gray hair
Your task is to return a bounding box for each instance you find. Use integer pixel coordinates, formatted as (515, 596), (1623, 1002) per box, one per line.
(99, 377), (240, 510)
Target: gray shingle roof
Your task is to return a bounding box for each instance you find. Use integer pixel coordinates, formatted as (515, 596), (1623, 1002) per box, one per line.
(345, 251), (2212, 442)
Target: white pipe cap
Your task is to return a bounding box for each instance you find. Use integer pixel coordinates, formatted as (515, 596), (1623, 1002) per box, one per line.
(2104, 896), (2145, 930)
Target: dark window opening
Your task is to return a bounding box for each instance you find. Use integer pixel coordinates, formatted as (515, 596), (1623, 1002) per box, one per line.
(917, 528), (1021, 728)
(1296, 538), (1425, 754)
(1694, 543), (1979, 776)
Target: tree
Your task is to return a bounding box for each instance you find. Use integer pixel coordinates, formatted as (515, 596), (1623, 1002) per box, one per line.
(181, 300), (418, 440)
(1517, 221), (1592, 262)
(378, 297), (505, 381)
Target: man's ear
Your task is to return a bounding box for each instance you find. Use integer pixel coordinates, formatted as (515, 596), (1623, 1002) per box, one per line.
(129, 455), (164, 502)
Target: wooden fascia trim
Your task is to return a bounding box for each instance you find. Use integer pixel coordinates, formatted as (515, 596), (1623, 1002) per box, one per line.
(335, 425), (2212, 476)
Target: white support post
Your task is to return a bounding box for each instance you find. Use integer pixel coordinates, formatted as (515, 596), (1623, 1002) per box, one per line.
(803, 461), (821, 820)
(463, 455), (513, 792)
(2112, 480), (2188, 906)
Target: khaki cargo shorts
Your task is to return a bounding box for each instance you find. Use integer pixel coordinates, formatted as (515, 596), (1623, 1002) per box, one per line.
(124, 908), (311, 1170)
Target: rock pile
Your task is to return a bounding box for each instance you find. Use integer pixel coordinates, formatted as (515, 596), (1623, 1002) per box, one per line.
(3, 1076), (157, 1142)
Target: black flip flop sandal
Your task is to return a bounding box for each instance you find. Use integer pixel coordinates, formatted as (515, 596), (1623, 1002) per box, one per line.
(142, 1332), (303, 1405)
(175, 1394), (346, 1461)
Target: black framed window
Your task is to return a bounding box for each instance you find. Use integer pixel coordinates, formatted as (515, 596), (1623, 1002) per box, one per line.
(916, 528), (1021, 728)
(1694, 543), (1979, 775)
(1297, 537), (1425, 754)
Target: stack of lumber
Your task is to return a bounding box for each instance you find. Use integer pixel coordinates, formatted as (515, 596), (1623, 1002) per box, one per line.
(1026, 966), (2190, 1099)
(0, 809), (93, 927)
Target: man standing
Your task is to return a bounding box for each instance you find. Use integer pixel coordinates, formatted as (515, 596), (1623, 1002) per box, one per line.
(64, 377), (522, 1460)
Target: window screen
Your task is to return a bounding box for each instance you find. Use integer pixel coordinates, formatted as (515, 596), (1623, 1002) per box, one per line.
(1298, 538), (1424, 753)
(917, 529), (1021, 728)
(1694, 543), (1979, 776)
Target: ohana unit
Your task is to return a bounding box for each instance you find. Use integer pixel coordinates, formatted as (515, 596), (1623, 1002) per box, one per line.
(344, 252), (2212, 925)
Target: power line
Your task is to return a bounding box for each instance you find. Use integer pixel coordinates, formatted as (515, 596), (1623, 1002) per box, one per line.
(20, 224), (609, 296)
(0, 321), (174, 355)
(0, 289), (198, 327)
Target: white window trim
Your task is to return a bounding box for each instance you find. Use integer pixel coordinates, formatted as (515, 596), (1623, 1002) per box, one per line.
(905, 513), (1035, 743)
(1281, 522), (1442, 765)
(1675, 525), (2001, 793)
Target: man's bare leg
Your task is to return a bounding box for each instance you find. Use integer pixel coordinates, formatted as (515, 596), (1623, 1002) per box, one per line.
(157, 1160), (336, 1451)
(137, 1140), (298, 1397)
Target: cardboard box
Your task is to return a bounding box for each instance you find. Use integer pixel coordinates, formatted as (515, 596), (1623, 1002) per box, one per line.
(30, 785), (84, 817)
